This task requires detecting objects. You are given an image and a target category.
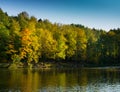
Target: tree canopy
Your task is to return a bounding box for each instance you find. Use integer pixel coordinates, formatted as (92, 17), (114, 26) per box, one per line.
(0, 8), (120, 66)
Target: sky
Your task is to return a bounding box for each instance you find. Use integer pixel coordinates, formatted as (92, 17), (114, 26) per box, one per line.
(0, 0), (120, 31)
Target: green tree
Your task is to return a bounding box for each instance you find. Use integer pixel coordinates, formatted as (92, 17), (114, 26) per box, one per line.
(0, 22), (9, 62)
(40, 29), (57, 59)
(18, 12), (29, 29)
(63, 26), (77, 60)
(75, 28), (87, 61)
(54, 31), (68, 60)
(0, 8), (10, 27)
(7, 18), (21, 62)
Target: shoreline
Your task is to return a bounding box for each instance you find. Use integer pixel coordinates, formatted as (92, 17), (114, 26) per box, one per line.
(0, 62), (120, 69)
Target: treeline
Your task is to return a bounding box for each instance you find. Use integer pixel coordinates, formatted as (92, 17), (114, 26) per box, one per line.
(0, 8), (120, 66)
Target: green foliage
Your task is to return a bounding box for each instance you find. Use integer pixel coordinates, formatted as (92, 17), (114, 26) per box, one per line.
(40, 29), (57, 59)
(9, 54), (21, 69)
(65, 27), (77, 59)
(11, 54), (21, 63)
(0, 9), (120, 67)
(0, 8), (10, 27)
(75, 28), (87, 61)
(0, 22), (9, 61)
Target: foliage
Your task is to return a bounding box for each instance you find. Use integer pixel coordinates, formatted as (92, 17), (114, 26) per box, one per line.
(0, 8), (120, 66)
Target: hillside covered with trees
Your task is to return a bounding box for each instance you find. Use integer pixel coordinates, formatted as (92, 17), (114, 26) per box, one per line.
(0, 8), (120, 68)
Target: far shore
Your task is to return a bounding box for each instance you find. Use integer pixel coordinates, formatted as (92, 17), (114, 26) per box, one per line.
(0, 62), (120, 69)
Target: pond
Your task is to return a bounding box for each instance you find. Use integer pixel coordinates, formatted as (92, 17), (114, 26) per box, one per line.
(0, 67), (120, 92)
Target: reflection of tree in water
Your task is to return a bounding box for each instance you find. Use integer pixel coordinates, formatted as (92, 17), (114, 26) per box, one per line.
(1, 68), (120, 92)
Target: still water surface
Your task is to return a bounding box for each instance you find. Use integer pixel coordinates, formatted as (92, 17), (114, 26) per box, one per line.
(0, 67), (120, 92)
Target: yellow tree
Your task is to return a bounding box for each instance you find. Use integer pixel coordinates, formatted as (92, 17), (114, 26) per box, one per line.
(27, 17), (41, 63)
(20, 28), (32, 59)
(19, 17), (40, 65)
(63, 25), (77, 60)
(7, 18), (21, 63)
(40, 29), (57, 59)
(54, 31), (68, 60)
(75, 28), (87, 61)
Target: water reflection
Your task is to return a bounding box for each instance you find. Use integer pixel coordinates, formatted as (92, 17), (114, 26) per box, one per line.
(0, 68), (120, 92)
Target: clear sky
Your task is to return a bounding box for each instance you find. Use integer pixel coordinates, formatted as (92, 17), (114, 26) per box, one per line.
(0, 0), (120, 31)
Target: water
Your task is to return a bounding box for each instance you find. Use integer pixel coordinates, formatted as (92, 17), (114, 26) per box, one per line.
(0, 67), (120, 92)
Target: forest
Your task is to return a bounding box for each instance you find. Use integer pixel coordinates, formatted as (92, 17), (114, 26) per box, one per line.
(0, 8), (120, 68)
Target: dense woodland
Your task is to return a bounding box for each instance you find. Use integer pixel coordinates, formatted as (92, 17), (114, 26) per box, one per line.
(0, 8), (120, 67)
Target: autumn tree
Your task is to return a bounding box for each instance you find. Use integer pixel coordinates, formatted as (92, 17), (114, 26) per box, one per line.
(19, 17), (40, 65)
(75, 28), (87, 61)
(0, 9), (120, 67)
(54, 30), (68, 60)
(63, 25), (77, 60)
(39, 29), (57, 60)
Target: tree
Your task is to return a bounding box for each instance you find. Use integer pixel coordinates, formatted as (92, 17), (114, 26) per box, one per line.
(0, 22), (9, 62)
(19, 17), (40, 65)
(63, 25), (77, 60)
(7, 18), (21, 61)
(40, 29), (57, 59)
(85, 29), (101, 64)
(75, 28), (87, 61)
(18, 12), (29, 29)
(0, 8), (10, 27)
(54, 31), (68, 60)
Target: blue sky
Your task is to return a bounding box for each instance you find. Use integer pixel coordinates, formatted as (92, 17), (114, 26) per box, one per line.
(0, 0), (120, 31)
